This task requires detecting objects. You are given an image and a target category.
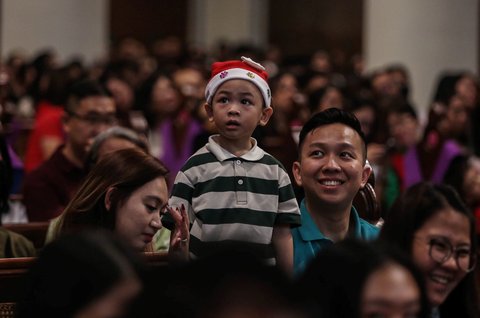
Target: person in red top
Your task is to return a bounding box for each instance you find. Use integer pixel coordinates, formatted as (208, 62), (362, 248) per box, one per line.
(24, 69), (71, 172)
(23, 100), (64, 172)
(23, 80), (117, 221)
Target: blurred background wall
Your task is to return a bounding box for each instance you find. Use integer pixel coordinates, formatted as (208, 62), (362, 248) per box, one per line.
(0, 0), (478, 117)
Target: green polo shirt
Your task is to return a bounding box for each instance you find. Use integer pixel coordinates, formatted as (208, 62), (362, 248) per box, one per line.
(292, 199), (379, 274)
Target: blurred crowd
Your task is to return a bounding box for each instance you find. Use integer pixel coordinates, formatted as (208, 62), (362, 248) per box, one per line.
(1, 36), (479, 225)
(0, 36), (480, 317)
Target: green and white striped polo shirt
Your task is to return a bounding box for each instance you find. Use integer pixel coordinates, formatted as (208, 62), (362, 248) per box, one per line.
(169, 135), (301, 264)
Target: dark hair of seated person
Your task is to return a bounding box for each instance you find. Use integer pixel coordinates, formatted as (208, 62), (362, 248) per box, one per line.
(295, 239), (430, 318)
(17, 230), (143, 318)
(133, 241), (301, 318)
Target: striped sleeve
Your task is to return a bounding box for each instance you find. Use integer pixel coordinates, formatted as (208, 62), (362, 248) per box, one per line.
(276, 164), (301, 227)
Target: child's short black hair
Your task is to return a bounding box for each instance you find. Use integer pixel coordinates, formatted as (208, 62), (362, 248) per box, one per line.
(298, 107), (367, 161)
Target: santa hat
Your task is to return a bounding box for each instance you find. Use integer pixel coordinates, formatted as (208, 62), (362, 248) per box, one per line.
(205, 56), (271, 107)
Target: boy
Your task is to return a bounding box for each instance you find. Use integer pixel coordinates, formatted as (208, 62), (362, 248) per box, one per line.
(291, 108), (379, 274)
(168, 57), (301, 274)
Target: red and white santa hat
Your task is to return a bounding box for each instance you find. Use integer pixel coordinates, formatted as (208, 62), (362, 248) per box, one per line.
(205, 56), (271, 107)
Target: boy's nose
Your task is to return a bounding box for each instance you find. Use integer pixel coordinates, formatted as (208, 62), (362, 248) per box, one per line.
(227, 104), (241, 115)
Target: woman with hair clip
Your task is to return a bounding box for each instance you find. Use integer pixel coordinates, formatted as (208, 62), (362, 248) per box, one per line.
(47, 148), (189, 260)
(380, 182), (479, 317)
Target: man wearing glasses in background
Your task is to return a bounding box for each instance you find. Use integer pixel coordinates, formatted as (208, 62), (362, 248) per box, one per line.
(23, 80), (117, 221)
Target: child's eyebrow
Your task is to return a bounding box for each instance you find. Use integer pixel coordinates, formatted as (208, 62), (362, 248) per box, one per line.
(216, 89), (255, 97)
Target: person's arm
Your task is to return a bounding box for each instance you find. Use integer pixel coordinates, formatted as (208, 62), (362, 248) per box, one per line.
(272, 223), (294, 276)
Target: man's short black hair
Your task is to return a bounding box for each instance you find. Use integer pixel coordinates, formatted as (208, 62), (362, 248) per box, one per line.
(298, 107), (367, 161)
(65, 79), (112, 114)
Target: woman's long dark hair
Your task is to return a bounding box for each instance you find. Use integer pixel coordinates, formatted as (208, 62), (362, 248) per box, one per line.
(59, 148), (168, 235)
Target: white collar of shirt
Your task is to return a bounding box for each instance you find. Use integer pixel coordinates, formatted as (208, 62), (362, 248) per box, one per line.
(206, 134), (265, 161)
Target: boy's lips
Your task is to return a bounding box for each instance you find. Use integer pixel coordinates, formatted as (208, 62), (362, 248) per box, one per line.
(226, 120), (240, 128)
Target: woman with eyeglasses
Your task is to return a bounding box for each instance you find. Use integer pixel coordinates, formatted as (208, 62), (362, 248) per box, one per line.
(379, 182), (478, 317)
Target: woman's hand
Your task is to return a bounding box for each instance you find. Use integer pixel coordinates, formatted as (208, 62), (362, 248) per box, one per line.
(167, 204), (190, 262)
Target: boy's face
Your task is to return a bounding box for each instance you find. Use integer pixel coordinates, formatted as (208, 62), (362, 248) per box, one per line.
(205, 79), (272, 143)
(293, 123), (371, 208)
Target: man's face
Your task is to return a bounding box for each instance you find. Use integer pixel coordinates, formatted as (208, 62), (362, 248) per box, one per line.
(64, 96), (116, 161)
(293, 123), (371, 209)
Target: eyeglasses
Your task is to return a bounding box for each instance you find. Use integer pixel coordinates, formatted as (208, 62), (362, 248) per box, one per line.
(415, 236), (476, 273)
(68, 111), (118, 126)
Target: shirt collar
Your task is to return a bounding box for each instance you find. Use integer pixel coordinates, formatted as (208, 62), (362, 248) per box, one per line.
(297, 199), (361, 241)
(206, 134), (265, 161)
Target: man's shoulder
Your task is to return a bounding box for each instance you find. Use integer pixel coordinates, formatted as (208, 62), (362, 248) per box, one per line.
(24, 147), (84, 189)
(25, 148), (66, 180)
(357, 217), (380, 239)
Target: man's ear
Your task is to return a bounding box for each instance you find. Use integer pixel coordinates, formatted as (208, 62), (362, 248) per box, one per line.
(292, 161), (303, 187)
(259, 106), (273, 126)
(104, 187), (116, 211)
(204, 103), (214, 122)
(360, 163), (372, 188)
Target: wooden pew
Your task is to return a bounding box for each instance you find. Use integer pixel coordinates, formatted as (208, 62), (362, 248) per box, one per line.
(0, 252), (169, 304)
(0, 258), (31, 318)
(3, 222), (50, 250)
(0, 257), (33, 303)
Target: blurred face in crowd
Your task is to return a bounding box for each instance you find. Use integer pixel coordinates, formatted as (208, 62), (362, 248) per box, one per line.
(151, 76), (181, 117)
(112, 176), (168, 252)
(387, 112), (419, 149)
(463, 159), (480, 207)
(317, 87), (343, 112)
(106, 78), (134, 112)
(455, 75), (478, 110)
(272, 73), (300, 114)
(352, 105), (376, 139)
(444, 95), (468, 138)
(173, 67), (206, 101)
(372, 72), (400, 98)
(64, 96), (117, 163)
(361, 262), (421, 318)
(411, 207), (471, 306)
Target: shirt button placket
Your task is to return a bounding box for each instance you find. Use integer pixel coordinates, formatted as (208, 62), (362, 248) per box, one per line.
(234, 159), (247, 204)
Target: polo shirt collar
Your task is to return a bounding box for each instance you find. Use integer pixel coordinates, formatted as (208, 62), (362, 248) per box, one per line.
(206, 134), (265, 161)
(297, 199), (361, 241)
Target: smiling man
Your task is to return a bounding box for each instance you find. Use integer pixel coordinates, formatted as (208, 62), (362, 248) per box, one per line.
(291, 108), (380, 274)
